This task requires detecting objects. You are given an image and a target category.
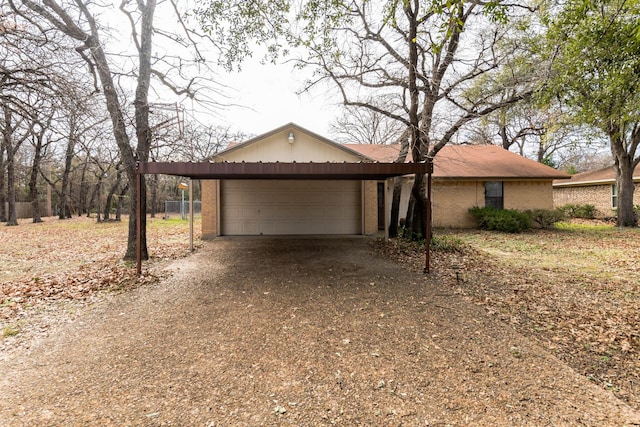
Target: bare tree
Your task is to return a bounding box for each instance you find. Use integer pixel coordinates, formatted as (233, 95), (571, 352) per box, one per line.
(295, 0), (540, 238)
(330, 106), (405, 145)
(1, 5), (76, 224)
(27, 113), (53, 223)
(9, 0), (219, 259)
(468, 98), (607, 171)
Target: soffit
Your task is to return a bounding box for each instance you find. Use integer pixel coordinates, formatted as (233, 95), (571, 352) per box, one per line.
(137, 161), (431, 180)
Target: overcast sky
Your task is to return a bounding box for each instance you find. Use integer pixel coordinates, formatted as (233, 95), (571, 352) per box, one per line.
(216, 58), (339, 137)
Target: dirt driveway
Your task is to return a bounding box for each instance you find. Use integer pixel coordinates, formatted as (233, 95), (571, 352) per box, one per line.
(1, 238), (638, 426)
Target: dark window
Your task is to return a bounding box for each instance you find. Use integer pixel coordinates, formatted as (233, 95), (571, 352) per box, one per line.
(612, 185), (617, 208)
(485, 181), (504, 210)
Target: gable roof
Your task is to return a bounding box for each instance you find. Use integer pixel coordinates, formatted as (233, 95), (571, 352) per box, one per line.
(214, 122), (373, 162)
(346, 144), (570, 180)
(553, 165), (640, 187)
(138, 123), (430, 180)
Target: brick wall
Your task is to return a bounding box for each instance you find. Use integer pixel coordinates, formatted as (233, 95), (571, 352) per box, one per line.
(432, 181), (481, 228)
(504, 181), (554, 210)
(363, 180), (378, 234)
(432, 180), (555, 228)
(200, 179), (217, 239)
(553, 183), (640, 217)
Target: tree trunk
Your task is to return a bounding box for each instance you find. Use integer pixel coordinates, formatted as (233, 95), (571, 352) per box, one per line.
(86, 177), (101, 220)
(610, 124), (638, 227)
(59, 130), (76, 220)
(116, 183), (129, 222)
(6, 147), (17, 226)
(407, 172), (427, 239)
(29, 131), (44, 223)
(403, 194), (415, 239)
(150, 173), (158, 218)
(124, 0), (157, 260)
(78, 156), (90, 216)
(0, 128), (7, 223)
(104, 171), (121, 221)
(389, 178), (403, 238)
(389, 129), (410, 238)
(402, 3), (428, 240)
(84, 29), (146, 259)
(613, 155), (637, 227)
(3, 106), (18, 226)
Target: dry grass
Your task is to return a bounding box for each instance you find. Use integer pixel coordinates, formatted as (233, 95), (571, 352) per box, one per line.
(0, 215), (200, 283)
(2, 216), (639, 414)
(432, 223), (640, 409)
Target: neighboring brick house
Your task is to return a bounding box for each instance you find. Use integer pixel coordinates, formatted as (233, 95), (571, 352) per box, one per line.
(553, 166), (640, 217)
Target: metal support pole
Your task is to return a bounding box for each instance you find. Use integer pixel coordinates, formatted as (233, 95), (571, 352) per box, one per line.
(189, 179), (194, 252)
(136, 163), (142, 276)
(181, 189), (185, 220)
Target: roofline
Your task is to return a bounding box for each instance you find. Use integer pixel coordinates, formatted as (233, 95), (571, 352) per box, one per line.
(436, 176), (568, 181)
(137, 161), (432, 180)
(213, 122), (375, 162)
(553, 176), (640, 187)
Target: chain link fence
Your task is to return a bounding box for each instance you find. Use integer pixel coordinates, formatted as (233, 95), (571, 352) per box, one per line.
(164, 200), (201, 220)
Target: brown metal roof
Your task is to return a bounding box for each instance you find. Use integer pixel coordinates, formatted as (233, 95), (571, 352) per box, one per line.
(137, 161), (431, 180)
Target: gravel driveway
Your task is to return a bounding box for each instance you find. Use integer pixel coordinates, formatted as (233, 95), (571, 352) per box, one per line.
(1, 238), (638, 426)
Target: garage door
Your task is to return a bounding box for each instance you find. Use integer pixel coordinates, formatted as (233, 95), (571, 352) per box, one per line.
(221, 180), (361, 235)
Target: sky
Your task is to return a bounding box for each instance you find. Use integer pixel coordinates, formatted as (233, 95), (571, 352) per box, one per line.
(215, 59), (339, 138)
(103, 1), (341, 140)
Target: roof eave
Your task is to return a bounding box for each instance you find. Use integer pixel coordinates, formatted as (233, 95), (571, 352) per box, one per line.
(137, 161), (431, 180)
(554, 176), (640, 187)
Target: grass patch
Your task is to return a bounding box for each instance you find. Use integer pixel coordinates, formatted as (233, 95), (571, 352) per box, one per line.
(431, 234), (466, 253)
(554, 221), (616, 232)
(2, 323), (21, 338)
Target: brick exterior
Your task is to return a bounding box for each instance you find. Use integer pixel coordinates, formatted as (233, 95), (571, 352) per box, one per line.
(431, 180), (555, 228)
(201, 179), (218, 239)
(504, 180), (554, 210)
(553, 183), (640, 218)
(363, 180), (378, 234)
(432, 181), (481, 228)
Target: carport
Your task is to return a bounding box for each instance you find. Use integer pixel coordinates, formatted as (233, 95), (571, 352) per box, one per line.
(135, 160), (433, 273)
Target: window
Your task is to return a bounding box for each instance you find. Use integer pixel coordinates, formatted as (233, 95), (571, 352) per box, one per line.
(485, 181), (504, 210)
(611, 185), (617, 208)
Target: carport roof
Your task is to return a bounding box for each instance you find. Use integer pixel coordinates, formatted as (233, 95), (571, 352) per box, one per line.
(137, 160), (432, 180)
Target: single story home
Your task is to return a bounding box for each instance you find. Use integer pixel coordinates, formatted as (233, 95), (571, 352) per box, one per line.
(344, 143), (571, 228)
(553, 165), (640, 217)
(197, 123), (569, 237)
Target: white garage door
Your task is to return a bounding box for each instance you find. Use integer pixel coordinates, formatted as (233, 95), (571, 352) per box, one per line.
(221, 180), (361, 235)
